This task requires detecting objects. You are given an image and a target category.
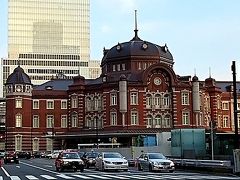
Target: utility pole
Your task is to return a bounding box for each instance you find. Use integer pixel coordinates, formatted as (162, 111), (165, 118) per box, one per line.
(232, 61), (239, 149)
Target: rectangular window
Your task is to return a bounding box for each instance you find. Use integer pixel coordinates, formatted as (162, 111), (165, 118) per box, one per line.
(122, 64), (126, 71)
(15, 135), (22, 152)
(181, 92), (189, 105)
(46, 138), (53, 152)
(16, 114), (22, 127)
(182, 112), (190, 125)
(131, 111), (138, 125)
(61, 115), (68, 128)
(110, 93), (117, 106)
(32, 138), (39, 151)
(71, 96), (78, 108)
(33, 115), (39, 128)
(223, 116), (229, 127)
(61, 100), (67, 109)
(71, 115), (78, 127)
(117, 64), (120, 71)
(46, 100), (54, 109)
(222, 102), (229, 110)
(130, 92), (138, 105)
(110, 112), (117, 126)
(15, 98), (22, 108)
(46, 115), (54, 128)
(33, 100), (39, 109)
(113, 65), (116, 71)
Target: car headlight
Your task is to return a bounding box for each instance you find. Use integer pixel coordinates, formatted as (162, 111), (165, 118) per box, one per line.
(63, 161), (69, 165)
(123, 161), (128, 164)
(104, 160), (111, 164)
(170, 161), (174, 166)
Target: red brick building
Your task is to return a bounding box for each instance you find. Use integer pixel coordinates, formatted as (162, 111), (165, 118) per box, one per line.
(5, 29), (240, 154)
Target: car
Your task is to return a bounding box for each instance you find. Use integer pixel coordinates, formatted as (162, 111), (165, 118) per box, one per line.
(95, 152), (128, 172)
(0, 150), (5, 158)
(55, 151), (84, 172)
(82, 151), (99, 168)
(136, 152), (175, 172)
(4, 151), (19, 164)
(46, 151), (60, 159)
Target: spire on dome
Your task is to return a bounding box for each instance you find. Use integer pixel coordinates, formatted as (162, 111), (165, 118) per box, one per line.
(131, 10), (142, 41)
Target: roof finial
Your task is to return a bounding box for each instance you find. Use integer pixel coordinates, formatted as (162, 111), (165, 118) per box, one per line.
(194, 68), (196, 76)
(17, 58), (20, 67)
(209, 67), (211, 78)
(131, 10), (141, 41)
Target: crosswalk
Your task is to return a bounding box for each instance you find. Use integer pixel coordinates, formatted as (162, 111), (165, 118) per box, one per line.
(3, 173), (240, 180)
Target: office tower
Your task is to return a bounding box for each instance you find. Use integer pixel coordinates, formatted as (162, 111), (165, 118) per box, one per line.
(3, 0), (94, 90)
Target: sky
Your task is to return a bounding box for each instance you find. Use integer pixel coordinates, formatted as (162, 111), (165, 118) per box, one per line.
(1, 0), (240, 81)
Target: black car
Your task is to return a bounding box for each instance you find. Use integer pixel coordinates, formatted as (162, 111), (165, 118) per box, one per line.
(4, 151), (19, 164)
(82, 151), (99, 168)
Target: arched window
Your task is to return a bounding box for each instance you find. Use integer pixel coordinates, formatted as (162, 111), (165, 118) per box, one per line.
(71, 113), (78, 127)
(163, 115), (171, 128)
(162, 94), (170, 108)
(146, 115), (153, 128)
(155, 115), (162, 128)
(86, 97), (92, 111)
(155, 94), (161, 109)
(146, 94), (152, 108)
(15, 114), (22, 127)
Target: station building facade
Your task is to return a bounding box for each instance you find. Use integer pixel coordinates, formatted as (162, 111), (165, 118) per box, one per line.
(4, 29), (240, 154)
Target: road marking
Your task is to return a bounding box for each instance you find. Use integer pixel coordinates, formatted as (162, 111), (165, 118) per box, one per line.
(16, 166), (20, 168)
(56, 174), (75, 179)
(101, 174), (128, 179)
(1, 167), (10, 177)
(87, 174), (111, 179)
(44, 165), (53, 168)
(10, 176), (21, 180)
(72, 174), (93, 179)
(20, 162), (59, 174)
(40, 175), (57, 179)
(118, 174), (145, 179)
(26, 175), (39, 180)
(0, 176), (2, 180)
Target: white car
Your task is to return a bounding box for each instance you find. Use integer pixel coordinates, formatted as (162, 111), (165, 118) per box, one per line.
(137, 153), (175, 172)
(46, 151), (60, 159)
(95, 152), (128, 171)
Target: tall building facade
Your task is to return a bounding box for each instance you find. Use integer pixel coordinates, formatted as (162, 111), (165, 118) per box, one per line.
(3, 0), (95, 91)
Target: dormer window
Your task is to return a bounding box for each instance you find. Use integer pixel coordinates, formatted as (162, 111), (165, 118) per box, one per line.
(15, 84), (23, 92)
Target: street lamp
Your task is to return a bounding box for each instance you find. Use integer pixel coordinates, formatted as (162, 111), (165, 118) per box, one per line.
(95, 116), (99, 149)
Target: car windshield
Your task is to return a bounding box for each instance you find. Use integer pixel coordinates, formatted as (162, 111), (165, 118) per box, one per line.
(104, 153), (122, 158)
(63, 153), (80, 159)
(148, 153), (166, 159)
(86, 152), (98, 158)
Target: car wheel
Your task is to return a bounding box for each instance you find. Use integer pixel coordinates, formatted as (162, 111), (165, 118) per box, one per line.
(149, 164), (153, 172)
(137, 163), (142, 171)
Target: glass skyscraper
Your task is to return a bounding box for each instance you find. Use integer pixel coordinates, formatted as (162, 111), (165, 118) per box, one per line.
(3, 0), (96, 89)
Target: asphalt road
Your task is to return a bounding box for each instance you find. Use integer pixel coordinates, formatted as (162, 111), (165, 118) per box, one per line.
(0, 158), (239, 180)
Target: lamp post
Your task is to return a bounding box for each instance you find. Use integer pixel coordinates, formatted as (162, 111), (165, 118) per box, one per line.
(96, 116), (99, 149)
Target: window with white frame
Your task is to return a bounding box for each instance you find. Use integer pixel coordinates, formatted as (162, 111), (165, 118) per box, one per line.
(32, 138), (39, 151)
(110, 93), (117, 106)
(117, 64), (120, 71)
(46, 138), (53, 152)
(61, 115), (68, 128)
(94, 96), (99, 110)
(223, 116), (229, 127)
(33, 115), (39, 128)
(113, 65), (116, 71)
(110, 112), (117, 126)
(46, 115), (54, 128)
(130, 92), (138, 105)
(86, 97), (92, 111)
(15, 135), (22, 151)
(222, 102), (229, 110)
(131, 111), (138, 125)
(61, 100), (67, 109)
(163, 94), (170, 107)
(71, 113), (78, 127)
(155, 94), (161, 108)
(85, 117), (91, 128)
(181, 92), (189, 105)
(155, 115), (161, 127)
(146, 115), (153, 128)
(163, 115), (171, 128)
(33, 100), (39, 109)
(182, 112), (190, 125)
(46, 100), (54, 109)
(71, 95), (78, 108)
(15, 98), (22, 108)
(217, 98), (221, 109)
(146, 94), (152, 108)
(122, 64), (126, 70)
(98, 96), (102, 110)
(15, 114), (22, 127)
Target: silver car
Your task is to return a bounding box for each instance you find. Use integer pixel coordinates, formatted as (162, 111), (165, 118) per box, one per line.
(137, 153), (175, 172)
(95, 152), (128, 171)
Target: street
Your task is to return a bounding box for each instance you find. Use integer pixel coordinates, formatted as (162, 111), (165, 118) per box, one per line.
(0, 158), (239, 180)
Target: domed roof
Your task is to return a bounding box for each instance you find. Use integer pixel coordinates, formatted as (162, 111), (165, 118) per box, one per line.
(101, 30), (174, 66)
(6, 65), (31, 85)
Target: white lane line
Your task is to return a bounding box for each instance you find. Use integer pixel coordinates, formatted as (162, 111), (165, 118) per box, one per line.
(0, 176), (3, 180)
(87, 174), (111, 179)
(10, 176), (21, 180)
(1, 167), (10, 177)
(102, 174), (129, 179)
(26, 175), (39, 180)
(72, 174), (93, 179)
(56, 174), (75, 179)
(20, 162), (59, 174)
(40, 175), (57, 179)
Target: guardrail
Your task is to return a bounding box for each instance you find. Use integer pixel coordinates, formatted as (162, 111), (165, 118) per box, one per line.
(170, 158), (232, 169)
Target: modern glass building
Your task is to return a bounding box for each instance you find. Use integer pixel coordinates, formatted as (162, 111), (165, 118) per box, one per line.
(3, 0), (95, 90)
